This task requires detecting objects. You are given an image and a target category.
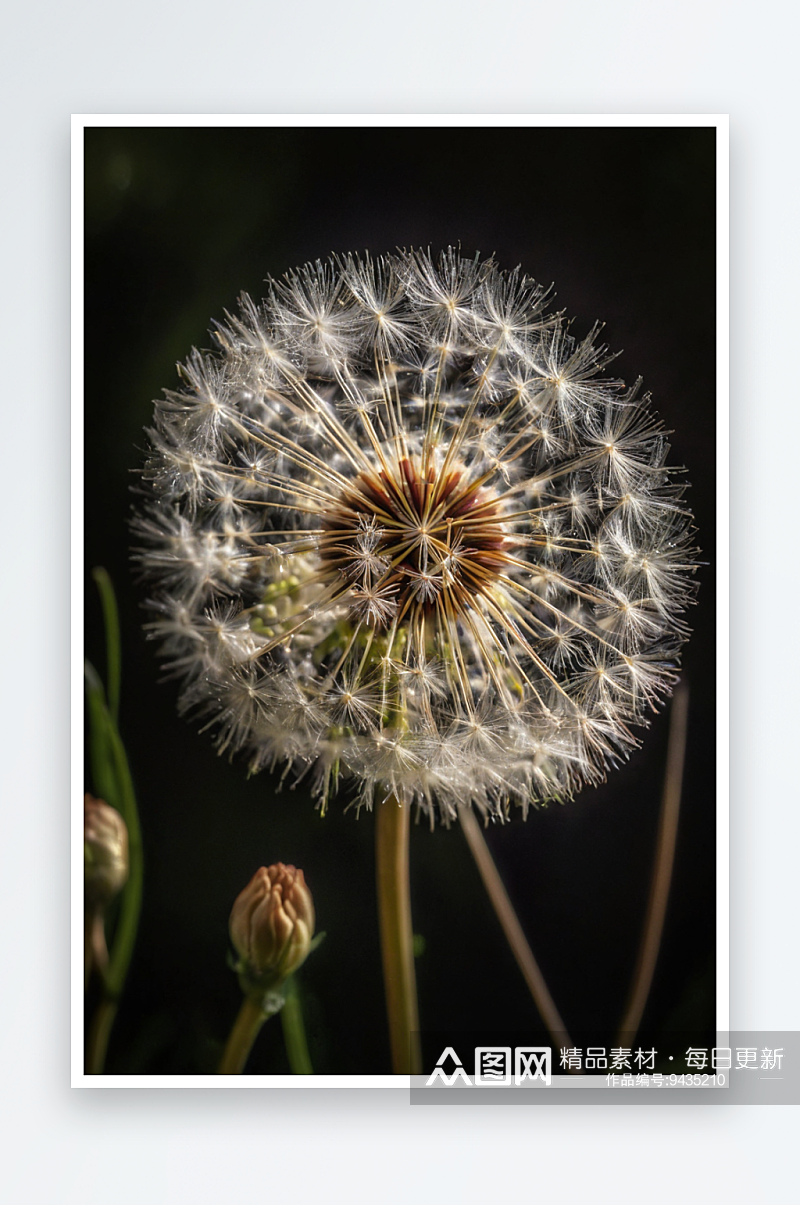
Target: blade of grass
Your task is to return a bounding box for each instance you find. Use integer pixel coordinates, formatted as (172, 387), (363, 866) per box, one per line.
(84, 697), (143, 1073)
(83, 572), (144, 1072)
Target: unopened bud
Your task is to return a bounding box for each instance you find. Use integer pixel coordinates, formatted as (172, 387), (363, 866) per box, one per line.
(229, 863), (315, 993)
(84, 794), (129, 908)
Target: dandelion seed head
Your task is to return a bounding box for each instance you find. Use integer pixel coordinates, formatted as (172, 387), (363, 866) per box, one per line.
(136, 248), (698, 819)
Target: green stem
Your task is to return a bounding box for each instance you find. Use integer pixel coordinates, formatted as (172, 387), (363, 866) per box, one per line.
(84, 910), (94, 993)
(84, 661), (118, 806)
(86, 997), (118, 1075)
(84, 913), (116, 1074)
(104, 723), (143, 998)
(93, 567), (121, 725)
(281, 978), (314, 1074)
(375, 795), (422, 1074)
(218, 997), (270, 1074)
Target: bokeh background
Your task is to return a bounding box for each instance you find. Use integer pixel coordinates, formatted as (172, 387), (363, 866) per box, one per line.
(84, 124), (716, 1074)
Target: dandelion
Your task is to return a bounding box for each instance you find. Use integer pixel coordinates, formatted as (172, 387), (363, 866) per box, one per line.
(135, 248), (697, 824)
(84, 794), (129, 910)
(84, 794), (129, 989)
(220, 863), (318, 1074)
(229, 863), (316, 989)
(136, 248), (699, 1074)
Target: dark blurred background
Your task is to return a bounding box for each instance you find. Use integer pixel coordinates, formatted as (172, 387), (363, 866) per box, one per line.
(84, 125), (716, 1074)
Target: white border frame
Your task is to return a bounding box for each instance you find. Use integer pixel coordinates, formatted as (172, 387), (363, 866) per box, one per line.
(72, 113), (729, 1088)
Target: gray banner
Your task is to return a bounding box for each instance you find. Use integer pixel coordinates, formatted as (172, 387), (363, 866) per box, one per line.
(410, 1033), (798, 1106)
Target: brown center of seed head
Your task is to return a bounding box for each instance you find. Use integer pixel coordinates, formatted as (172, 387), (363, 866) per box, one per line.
(318, 455), (513, 625)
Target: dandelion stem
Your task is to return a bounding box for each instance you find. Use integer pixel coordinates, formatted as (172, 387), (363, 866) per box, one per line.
(618, 681), (689, 1042)
(84, 910), (108, 993)
(85, 997), (119, 1075)
(460, 805), (573, 1049)
(84, 914), (112, 1070)
(218, 997), (270, 1075)
(84, 910), (95, 992)
(281, 977), (314, 1074)
(375, 795), (422, 1074)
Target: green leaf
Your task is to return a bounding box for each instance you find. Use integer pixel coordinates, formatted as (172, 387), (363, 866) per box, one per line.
(104, 716), (143, 997)
(84, 660), (117, 807)
(92, 567), (122, 725)
(83, 572), (144, 1055)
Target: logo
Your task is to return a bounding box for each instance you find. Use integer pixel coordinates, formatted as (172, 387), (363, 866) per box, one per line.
(425, 1047), (472, 1086)
(475, 1047), (512, 1085)
(515, 1047), (551, 1085)
(426, 1046), (552, 1086)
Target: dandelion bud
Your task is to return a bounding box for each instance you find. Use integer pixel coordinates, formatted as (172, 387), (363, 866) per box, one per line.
(84, 794), (129, 908)
(229, 864), (315, 992)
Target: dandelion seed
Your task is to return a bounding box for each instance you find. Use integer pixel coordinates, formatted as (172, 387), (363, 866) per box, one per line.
(350, 581), (400, 627)
(135, 248), (698, 819)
